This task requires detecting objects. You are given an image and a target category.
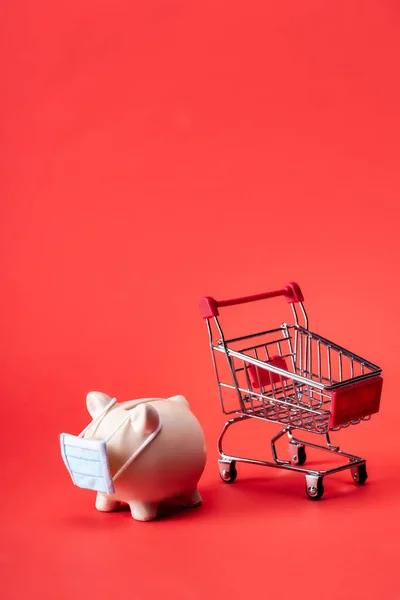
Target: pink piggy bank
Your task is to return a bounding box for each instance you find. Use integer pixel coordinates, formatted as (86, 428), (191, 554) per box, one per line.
(60, 392), (207, 521)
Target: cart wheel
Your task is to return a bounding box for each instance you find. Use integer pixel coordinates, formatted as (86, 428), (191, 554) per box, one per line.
(290, 445), (307, 466)
(305, 477), (324, 500)
(352, 464), (368, 485)
(297, 446), (307, 466)
(219, 461), (237, 484)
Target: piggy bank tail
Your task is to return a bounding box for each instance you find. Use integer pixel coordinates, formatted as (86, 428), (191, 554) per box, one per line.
(167, 395), (190, 407)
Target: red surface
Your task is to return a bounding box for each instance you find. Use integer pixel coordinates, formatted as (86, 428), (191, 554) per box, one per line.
(1, 1), (400, 598)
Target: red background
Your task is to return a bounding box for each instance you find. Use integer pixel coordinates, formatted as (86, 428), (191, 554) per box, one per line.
(2, 1), (399, 598)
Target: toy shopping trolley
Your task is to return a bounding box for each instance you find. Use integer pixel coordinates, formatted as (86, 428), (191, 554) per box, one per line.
(200, 282), (383, 500)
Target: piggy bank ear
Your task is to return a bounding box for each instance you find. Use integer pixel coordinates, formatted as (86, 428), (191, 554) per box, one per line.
(86, 392), (113, 418)
(167, 395), (189, 407)
(130, 403), (160, 436)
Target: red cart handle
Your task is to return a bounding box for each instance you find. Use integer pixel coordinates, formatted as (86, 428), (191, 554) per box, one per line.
(200, 282), (304, 318)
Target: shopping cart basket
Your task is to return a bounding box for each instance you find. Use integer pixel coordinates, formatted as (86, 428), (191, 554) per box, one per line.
(200, 282), (383, 499)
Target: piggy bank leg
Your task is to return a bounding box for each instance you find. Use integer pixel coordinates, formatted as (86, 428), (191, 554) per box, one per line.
(128, 501), (158, 522)
(95, 493), (120, 512)
(177, 488), (202, 508)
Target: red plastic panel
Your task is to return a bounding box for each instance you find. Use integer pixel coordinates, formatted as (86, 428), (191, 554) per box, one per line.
(329, 376), (383, 428)
(248, 355), (289, 389)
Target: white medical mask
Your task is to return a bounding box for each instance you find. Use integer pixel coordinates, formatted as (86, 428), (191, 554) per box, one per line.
(60, 398), (162, 494)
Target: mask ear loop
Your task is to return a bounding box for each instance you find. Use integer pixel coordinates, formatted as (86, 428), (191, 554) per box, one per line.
(77, 398), (162, 482)
(79, 398), (117, 438)
(112, 419), (162, 482)
(104, 413), (131, 442)
(103, 408), (163, 482)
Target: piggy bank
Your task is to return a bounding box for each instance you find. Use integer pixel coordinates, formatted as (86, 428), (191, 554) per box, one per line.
(60, 392), (207, 521)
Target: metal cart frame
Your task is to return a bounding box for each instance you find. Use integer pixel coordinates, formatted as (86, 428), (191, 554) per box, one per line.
(200, 283), (383, 499)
